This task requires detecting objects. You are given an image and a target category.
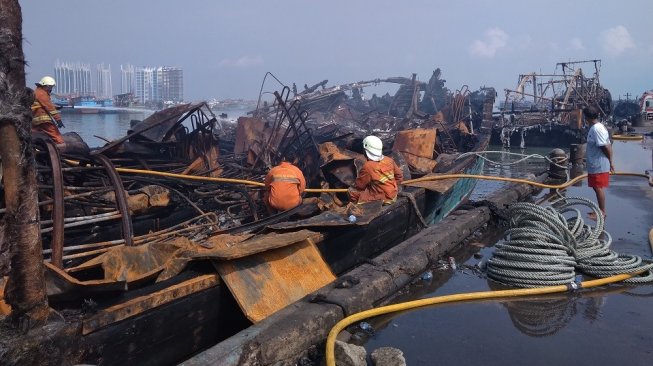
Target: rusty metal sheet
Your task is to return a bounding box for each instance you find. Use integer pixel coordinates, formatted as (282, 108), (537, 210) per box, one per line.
(44, 262), (128, 301)
(234, 116), (284, 159)
(203, 230), (321, 260)
(318, 142), (366, 187)
(215, 236), (335, 322)
(392, 128), (436, 159)
(82, 273), (220, 335)
(67, 239), (192, 284)
(392, 129), (438, 173)
(318, 142), (355, 163)
(67, 231), (322, 287)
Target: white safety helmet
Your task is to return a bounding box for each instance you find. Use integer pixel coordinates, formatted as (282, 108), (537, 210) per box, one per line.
(38, 76), (56, 87)
(362, 135), (383, 161)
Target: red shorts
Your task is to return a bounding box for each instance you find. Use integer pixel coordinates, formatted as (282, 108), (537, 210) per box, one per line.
(588, 172), (610, 188)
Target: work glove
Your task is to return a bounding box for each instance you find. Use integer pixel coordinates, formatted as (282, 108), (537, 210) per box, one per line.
(56, 120), (65, 129)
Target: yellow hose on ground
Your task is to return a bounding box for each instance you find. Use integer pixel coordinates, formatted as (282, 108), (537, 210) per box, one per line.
(612, 134), (644, 141)
(325, 272), (641, 366)
(64, 159), (652, 192)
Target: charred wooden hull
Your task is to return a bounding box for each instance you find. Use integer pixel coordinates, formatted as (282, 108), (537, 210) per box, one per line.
(2, 75), (495, 365)
(70, 136), (489, 366)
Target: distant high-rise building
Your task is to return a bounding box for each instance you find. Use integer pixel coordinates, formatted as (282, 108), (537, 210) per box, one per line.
(120, 64), (135, 94)
(95, 63), (113, 98)
(161, 67), (183, 102)
(135, 67), (155, 104)
(134, 66), (184, 104)
(54, 59), (92, 96)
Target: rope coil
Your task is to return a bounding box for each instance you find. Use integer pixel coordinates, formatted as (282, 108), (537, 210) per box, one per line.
(487, 196), (653, 287)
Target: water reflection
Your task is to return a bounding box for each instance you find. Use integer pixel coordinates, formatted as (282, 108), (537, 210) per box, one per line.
(501, 296), (578, 337)
(60, 111), (152, 148)
(486, 281), (641, 338)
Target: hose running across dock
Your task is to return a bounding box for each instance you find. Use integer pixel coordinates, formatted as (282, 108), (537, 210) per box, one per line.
(325, 272), (643, 366)
(65, 159), (653, 193)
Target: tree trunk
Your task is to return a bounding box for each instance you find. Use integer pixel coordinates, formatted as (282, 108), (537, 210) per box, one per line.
(0, 0), (50, 327)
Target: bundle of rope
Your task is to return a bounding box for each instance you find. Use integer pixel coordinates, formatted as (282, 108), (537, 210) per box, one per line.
(487, 196), (653, 287)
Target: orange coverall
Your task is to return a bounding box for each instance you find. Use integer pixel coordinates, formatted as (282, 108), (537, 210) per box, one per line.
(264, 161), (306, 212)
(349, 156), (404, 204)
(31, 87), (64, 144)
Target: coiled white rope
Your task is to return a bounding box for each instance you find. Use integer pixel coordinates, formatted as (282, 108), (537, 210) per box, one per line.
(487, 196), (653, 287)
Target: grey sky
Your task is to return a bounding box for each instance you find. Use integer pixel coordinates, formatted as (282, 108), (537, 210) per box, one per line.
(20, 0), (653, 102)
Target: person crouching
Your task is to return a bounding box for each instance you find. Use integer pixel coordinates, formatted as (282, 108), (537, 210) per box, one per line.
(348, 135), (404, 205)
(264, 157), (306, 214)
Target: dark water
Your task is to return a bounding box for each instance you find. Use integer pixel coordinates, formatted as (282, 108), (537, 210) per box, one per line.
(359, 139), (653, 366)
(60, 111), (153, 148)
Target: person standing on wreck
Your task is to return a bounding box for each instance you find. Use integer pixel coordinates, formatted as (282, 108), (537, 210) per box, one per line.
(31, 76), (65, 147)
(348, 135), (404, 205)
(584, 105), (615, 220)
(264, 157), (306, 213)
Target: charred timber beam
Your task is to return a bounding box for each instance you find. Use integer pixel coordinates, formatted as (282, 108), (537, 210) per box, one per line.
(43, 139), (65, 268)
(83, 274), (220, 335)
(93, 154), (134, 246)
(182, 173), (548, 366)
(0, 0), (50, 325)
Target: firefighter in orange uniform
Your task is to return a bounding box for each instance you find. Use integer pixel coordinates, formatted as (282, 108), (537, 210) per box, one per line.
(31, 76), (65, 146)
(264, 158), (306, 213)
(348, 136), (404, 204)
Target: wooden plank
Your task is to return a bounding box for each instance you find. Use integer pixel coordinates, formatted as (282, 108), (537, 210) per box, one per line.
(404, 176), (459, 193)
(215, 237), (335, 323)
(82, 273), (220, 335)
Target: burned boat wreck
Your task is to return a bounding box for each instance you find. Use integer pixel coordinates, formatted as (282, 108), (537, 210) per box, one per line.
(1, 69), (496, 365)
(493, 59), (613, 148)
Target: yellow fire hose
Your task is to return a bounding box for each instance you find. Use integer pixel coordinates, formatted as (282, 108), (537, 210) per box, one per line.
(612, 134), (644, 141)
(106, 169), (653, 192)
(325, 271), (642, 366)
(63, 160), (653, 192)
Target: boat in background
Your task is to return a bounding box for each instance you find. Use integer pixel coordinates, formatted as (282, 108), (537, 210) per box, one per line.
(492, 59), (612, 147)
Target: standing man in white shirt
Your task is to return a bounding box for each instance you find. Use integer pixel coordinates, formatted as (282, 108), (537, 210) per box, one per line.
(584, 105), (615, 220)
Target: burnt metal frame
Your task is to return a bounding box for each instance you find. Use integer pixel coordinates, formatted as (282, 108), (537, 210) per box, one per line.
(93, 154), (134, 247)
(43, 139), (65, 268)
(273, 87), (319, 163)
(93, 102), (217, 157)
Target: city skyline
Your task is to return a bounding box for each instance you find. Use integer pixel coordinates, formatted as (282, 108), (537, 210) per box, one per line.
(21, 1), (653, 102)
(51, 60), (183, 103)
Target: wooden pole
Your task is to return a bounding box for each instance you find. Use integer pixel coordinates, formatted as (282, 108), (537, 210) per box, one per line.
(0, 0), (50, 327)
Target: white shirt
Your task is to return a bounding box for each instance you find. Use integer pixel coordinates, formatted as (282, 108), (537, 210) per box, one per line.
(586, 122), (610, 174)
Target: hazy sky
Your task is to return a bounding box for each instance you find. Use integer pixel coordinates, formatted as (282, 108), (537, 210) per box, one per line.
(20, 0), (653, 102)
